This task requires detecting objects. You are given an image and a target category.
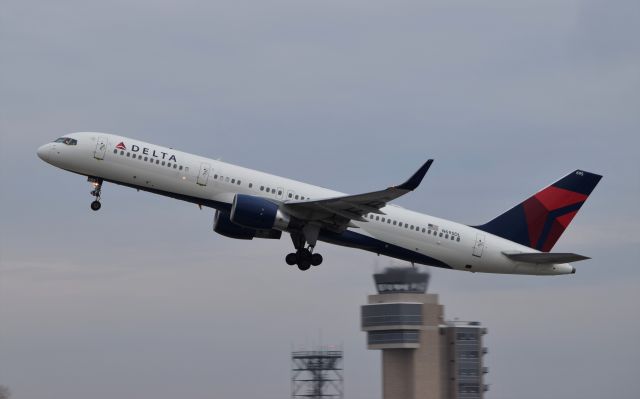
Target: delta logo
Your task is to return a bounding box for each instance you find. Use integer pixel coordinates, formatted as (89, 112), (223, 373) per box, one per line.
(116, 141), (178, 162)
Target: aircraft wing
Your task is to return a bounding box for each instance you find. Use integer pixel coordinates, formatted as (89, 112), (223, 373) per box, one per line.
(283, 160), (433, 229)
(502, 251), (590, 263)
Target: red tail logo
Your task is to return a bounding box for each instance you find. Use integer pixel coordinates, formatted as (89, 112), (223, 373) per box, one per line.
(115, 142), (126, 150)
(523, 187), (588, 251)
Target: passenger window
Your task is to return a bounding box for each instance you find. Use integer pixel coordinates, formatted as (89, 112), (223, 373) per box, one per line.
(173, 164), (177, 169)
(179, 166), (183, 170)
(121, 151), (124, 155)
(225, 177), (230, 182)
(393, 221), (397, 225)
(126, 152), (130, 157)
(144, 157), (148, 161)
(439, 232), (443, 237)
(381, 218), (385, 222)
(237, 180), (241, 185)
(249, 183), (253, 188)
(214, 174), (218, 179)
(278, 190), (282, 195)
(231, 179), (235, 184)
(457, 237), (460, 242)
(422, 228), (426, 233)
(288, 193), (293, 198)
(260, 186), (264, 191)
(445, 234), (449, 239)
(167, 163), (172, 167)
(376, 216), (380, 221)
(139, 155), (143, 159)
(156, 160), (160, 164)
(387, 219), (391, 224)
(113, 149), (117, 154)
(295, 195), (299, 199)
(162, 161), (165, 166)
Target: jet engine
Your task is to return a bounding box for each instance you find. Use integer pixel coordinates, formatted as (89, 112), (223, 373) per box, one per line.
(230, 194), (290, 231)
(213, 210), (281, 240)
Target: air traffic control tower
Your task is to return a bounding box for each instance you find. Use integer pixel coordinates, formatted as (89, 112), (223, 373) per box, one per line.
(361, 267), (489, 399)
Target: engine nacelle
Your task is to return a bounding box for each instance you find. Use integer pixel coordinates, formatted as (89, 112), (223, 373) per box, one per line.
(213, 211), (282, 240)
(213, 210), (256, 239)
(230, 194), (290, 231)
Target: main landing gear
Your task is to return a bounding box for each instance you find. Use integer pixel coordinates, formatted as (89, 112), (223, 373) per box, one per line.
(287, 227), (324, 271)
(285, 249), (323, 271)
(88, 177), (103, 211)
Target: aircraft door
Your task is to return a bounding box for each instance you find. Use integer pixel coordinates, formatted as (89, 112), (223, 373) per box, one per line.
(197, 163), (211, 186)
(94, 136), (107, 160)
(472, 233), (486, 257)
(287, 190), (295, 201)
(276, 187), (284, 200)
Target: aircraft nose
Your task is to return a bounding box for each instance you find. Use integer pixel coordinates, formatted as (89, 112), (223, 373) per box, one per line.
(37, 144), (51, 162)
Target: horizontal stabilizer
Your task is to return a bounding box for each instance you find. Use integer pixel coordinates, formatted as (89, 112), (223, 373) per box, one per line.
(502, 251), (590, 264)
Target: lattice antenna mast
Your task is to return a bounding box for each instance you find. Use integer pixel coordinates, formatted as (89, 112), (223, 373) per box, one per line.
(291, 349), (343, 399)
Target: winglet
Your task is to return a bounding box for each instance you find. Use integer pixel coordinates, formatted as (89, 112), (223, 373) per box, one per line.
(396, 159), (434, 191)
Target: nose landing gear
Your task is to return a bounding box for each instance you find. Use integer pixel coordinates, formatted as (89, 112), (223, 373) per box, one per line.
(88, 177), (103, 211)
(90, 200), (101, 211)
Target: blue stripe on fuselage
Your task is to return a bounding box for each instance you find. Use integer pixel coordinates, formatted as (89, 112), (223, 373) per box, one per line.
(319, 229), (452, 269)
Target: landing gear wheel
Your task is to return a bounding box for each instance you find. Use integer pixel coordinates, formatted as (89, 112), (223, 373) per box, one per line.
(311, 253), (323, 266)
(285, 253), (298, 266)
(88, 177), (104, 211)
(296, 249), (312, 271)
(90, 200), (102, 211)
(297, 260), (311, 271)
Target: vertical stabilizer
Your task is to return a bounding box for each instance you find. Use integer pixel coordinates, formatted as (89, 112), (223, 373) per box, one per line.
(474, 170), (602, 251)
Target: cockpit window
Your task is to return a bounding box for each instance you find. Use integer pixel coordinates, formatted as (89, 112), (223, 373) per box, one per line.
(54, 137), (78, 145)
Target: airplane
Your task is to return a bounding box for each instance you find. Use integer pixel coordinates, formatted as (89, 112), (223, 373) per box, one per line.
(37, 132), (602, 275)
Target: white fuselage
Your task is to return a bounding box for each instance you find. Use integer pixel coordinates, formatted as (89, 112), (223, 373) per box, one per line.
(37, 132), (575, 275)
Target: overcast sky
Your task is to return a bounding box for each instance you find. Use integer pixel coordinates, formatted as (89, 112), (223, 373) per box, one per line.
(1, 1), (639, 398)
